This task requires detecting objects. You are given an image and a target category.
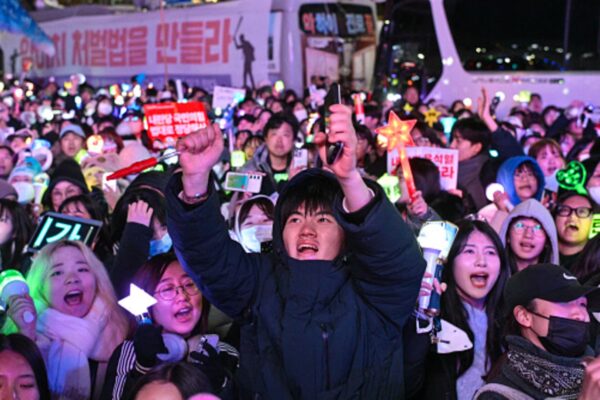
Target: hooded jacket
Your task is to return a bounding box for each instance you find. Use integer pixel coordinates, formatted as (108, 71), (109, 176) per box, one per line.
(166, 169), (425, 399)
(496, 156), (545, 206)
(498, 199), (559, 269)
(241, 143), (288, 195)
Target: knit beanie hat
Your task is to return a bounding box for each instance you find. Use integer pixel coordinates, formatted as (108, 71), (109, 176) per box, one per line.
(42, 159), (89, 208)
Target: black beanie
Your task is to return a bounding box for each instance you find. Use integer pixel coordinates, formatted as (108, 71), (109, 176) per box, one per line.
(42, 159), (90, 208)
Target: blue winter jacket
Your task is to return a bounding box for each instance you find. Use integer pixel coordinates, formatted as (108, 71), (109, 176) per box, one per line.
(496, 156), (545, 206)
(166, 169), (425, 399)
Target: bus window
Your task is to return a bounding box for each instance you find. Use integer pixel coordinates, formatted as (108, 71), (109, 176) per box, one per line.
(444, 0), (600, 72)
(374, 0), (442, 98)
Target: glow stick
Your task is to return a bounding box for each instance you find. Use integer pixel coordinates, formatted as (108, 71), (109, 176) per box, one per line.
(0, 270), (34, 323)
(352, 93), (365, 124)
(118, 284), (157, 324)
(375, 111), (417, 198)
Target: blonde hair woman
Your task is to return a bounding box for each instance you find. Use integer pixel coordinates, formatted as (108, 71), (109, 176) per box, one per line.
(4, 240), (130, 400)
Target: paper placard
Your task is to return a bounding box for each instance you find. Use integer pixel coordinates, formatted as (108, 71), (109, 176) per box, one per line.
(387, 146), (459, 191)
(212, 86), (247, 110)
(143, 101), (208, 147)
(28, 212), (103, 252)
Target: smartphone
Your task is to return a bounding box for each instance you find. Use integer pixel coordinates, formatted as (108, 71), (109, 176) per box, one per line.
(489, 95), (501, 116)
(224, 172), (263, 193)
(293, 149), (308, 169)
(320, 83), (344, 164)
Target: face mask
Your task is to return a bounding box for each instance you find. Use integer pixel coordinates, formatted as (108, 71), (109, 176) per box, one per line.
(239, 223), (273, 253)
(149, 232), (173, 257)
(11, 182), (35, 204)
(532, 311), (589, 357)
(97, 102), (113, 116)
(293, 109), (308, 123)
(589, 186), (600, 205)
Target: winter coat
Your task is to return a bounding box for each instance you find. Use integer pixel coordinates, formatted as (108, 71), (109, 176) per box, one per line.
(457, 153), (489, 213)
(166, 169), (425, 399)
(241, 144), (289, 195)
(498, 199), (560, 271)
(479, 157), (546, 230)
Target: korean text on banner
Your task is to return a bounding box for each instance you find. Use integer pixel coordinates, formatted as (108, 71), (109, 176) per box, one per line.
(144, 102), (208, 146)
(387, 146), (459, 191)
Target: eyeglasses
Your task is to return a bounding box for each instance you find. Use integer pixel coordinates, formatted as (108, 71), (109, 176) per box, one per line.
(514, 169), (535, 180)
(511, 221), (545, 237)
(154, 279), (200, 301)
(556, 205), (592, 218)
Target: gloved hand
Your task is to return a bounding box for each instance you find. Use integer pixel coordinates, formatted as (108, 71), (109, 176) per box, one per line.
(190, 343), (229, 391)
(133, 324), (168, 368)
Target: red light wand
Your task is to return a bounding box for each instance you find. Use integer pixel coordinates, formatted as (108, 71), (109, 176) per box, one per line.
(107, 151), (180, 180)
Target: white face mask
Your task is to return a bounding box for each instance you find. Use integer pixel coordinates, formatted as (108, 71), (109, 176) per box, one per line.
(239, 223), (273, 253)
(545, 170), (559, 193)
(589, 186), (600, 205)
(97, 102), (113, 116)
(293, 109), (308, 123)
(11, 182), (35, 204)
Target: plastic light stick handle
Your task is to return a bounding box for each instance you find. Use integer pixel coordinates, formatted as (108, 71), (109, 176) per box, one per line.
(427, 263), (444, 316)
(107, 157), (158, 180)
(352, 94), (365, 124)
(399, 145), (417, 198)
(418, 249), (441, 312)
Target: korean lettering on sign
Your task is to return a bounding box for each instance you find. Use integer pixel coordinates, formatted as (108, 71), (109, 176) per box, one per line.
(72, 27), (148, 67)
(299, 4), (374, 38)
(388, 147), (459, 191)
(29, 213), (102, 252)
(144, 102), (208, 146)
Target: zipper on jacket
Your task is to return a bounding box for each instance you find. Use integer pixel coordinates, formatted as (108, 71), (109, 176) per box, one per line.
(320, 323), (331, 390)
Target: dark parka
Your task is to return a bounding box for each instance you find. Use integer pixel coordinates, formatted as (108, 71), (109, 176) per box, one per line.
(166, 169), (425, 399)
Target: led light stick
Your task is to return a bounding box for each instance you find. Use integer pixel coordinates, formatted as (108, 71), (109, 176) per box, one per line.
(417, 221), (458, 316)
(0, 270), (34, 324)
(375, 111), (417, 198)
(107, 151), (180, 180)
(118, 284), (157, 324)
(486, 183), (514, 211)
(556, 161), (588, 195)
(352, 93), (365, 124)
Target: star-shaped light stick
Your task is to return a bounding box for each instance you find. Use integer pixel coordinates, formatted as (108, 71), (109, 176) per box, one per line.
(424, 107), (442, 128)
(118, 284), (157, 324)
(376, 111), (417, 198)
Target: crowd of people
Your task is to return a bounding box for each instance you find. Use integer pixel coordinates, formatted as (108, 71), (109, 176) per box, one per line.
(0, 73), (599, 400)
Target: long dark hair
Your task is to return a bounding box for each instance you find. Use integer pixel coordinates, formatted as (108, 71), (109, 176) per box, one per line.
(505, 217), (553, 274)
(441, 220), (510, 377)
(573, 235), (600, 283)
(133, 253), (210, 336)
(0, 199), (33, 270)
(0, 333), (51, 400)
(125, 362), (213, 400)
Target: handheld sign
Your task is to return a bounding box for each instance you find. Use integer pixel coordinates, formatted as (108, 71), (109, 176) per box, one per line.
(143, 102), (208, 147)
(224, 172), (263, 193)
(590, 214), (600, 239)
(28, 212), (102, 252)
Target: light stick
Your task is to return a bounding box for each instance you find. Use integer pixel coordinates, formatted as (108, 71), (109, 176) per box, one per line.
(0, 270), (34, 324)
(352, 93), (365, 124)
(118, 284), (157, 324)
(375, 111), (417, 198)
(107, 151), (180, 180)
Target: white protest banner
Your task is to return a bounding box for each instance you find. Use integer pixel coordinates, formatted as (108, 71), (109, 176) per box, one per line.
(0, 0), (270, 89)
(212, 86), (247, 110)
(387, 146), (459, 191)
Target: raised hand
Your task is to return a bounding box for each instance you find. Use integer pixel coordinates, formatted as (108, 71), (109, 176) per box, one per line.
(314, 104), (358, 180)
(176, 123), (224, 198)
(127, 200), (153, 227)
(7, 294), (37, 340)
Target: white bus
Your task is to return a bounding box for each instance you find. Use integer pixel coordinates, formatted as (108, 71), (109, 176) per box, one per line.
(374, 0), (600, 116)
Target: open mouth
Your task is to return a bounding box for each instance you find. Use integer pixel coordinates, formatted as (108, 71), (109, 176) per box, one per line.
(174, 306), (192, 322)
(518, 241), (536, 252)
(297, 243), (319, 255)
(64, 290), (83, 306)
(565, 223), (579, 232)
(470, 273), (489, 289)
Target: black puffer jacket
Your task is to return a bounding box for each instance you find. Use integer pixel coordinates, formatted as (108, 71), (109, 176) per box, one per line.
(167, 169), (425, 399)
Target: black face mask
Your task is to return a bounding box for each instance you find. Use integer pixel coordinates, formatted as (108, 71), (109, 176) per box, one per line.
(531, 311), (590, 357)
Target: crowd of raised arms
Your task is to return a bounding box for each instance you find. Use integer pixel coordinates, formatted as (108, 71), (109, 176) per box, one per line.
(0, 75), (599, 400)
